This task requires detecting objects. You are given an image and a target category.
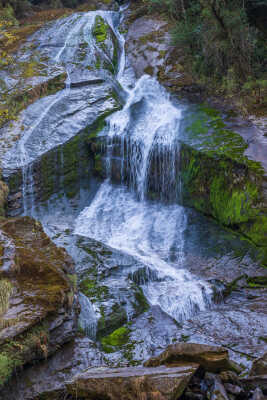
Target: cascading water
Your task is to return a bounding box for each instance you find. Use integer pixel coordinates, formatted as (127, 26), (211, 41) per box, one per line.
(74, 9), (214, 323)
(2, 10), (124, 215)
(4, 4), (214, 330)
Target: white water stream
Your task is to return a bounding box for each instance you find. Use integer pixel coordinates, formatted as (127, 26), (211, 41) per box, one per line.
(74, 8), (213, 324)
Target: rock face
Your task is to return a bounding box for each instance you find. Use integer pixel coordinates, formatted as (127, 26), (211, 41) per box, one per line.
(66, 365), (199, 400)
(0, 216), (78, 388)
(1, 9), (122, 215)
(125, 8), (193, 94)
(144, 343), (234, 373)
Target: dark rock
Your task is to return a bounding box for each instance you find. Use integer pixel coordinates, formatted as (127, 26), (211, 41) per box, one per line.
(224, 383), (242, 395)
(219, 371), (239, 384)
(240, 375), (267, 394)
(184, 391), (204, 400)
(144, 343), (235, 373)
(250, 353), (267, 376)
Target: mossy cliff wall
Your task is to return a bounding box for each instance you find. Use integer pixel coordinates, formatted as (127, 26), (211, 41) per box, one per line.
(180, 143), (267, 266)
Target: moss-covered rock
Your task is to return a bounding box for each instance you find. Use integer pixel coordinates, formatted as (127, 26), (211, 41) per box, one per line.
(0, 216), (79, 388)
(179, 106), (267, 265)
(101, 326), (130, 353)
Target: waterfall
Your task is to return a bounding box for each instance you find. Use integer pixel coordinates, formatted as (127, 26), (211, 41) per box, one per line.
(75, 7), (214, 323)
(105, 74), (181, 201)
(78, 293), (97, 339)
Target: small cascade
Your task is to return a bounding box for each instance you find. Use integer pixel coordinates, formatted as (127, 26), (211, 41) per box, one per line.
(3, 10), (124, 216)
(75, 183), (213, 323)
(0, 230), (17, 273)
(78, 293), (97, 339)
(105, 75), (182, 201)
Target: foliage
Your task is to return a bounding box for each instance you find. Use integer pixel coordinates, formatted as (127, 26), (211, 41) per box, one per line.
(145, 0), (267, 103)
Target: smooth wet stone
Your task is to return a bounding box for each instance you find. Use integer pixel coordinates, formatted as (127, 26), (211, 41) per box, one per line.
(66, 365), (199, 399)
(144, 343), (234, 373)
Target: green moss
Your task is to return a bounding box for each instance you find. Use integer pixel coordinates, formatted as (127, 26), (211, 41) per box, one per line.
(0, 322), (49, 387)
(93, 16), (108, 44)
(0, 353), (13, 386)
(246, 276), (267, 288)
(132, 287), (149, 313)
(95, 55), (101, 69)
(80, 277), (109, 302)
(210, 176), (259, 225)
(185, 105), (264, 175)
(101, 326), (130, 353)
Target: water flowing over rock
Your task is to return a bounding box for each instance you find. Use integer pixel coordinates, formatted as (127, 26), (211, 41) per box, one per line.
(0, 1), (266, 398)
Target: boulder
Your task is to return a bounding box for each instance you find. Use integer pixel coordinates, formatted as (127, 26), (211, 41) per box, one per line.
(144, 343), (235, 373)
(250, 353), (267, 376)
(66, 365), (199, 400)
(0, 216), (78, 388)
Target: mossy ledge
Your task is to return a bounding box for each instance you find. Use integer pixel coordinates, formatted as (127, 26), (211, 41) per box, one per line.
(180, 142), (267, 266)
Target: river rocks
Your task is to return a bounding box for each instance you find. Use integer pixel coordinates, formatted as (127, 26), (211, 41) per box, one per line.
(144, 343), (234, 373)
(0, 216), (78, 388)
(66, 365), (199, 400)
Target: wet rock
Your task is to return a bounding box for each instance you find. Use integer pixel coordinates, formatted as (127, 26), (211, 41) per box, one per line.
(125, 12), (194, 95)
(73, 235), (152, 339)
(240, 375), (267, 395)
(176, 293), (267, 369)
(0, 216), (78, 388)
(251, 387), (265, 400)
(250, 353), (267, 376)
(219, 371), (239, 384)
(224, 383), (242, 395)
(66, 365), (199, 399)
(144, 343), (234, 373)
(0, 336), (105, 400)
(210, 377), (229, 400)
(184, 392), (204, 400)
